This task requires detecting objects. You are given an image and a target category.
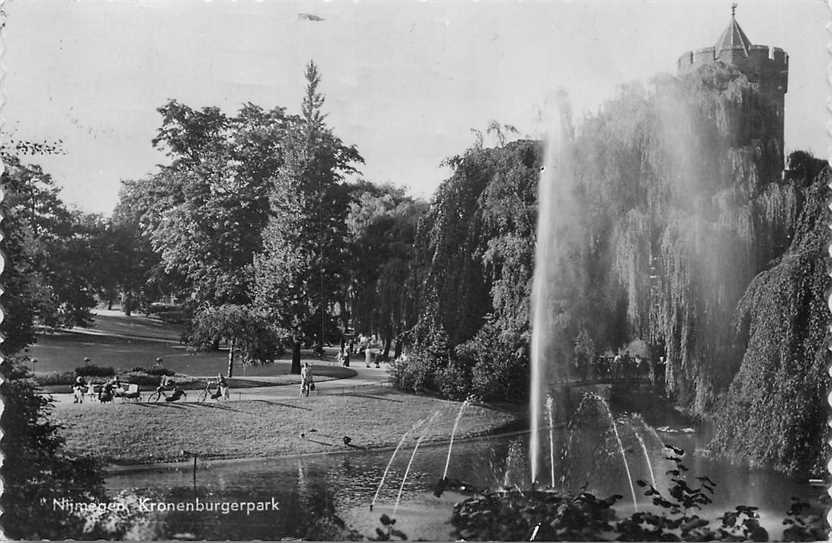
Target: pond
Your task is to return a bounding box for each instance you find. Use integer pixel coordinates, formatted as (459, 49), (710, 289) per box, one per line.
(106, 408), (817, 541)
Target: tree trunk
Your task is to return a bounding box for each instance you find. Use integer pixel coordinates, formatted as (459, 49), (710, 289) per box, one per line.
(393, 337), (402, 360)
(227, 338), (235, 378)
(291, 339), (302, 374)
(382, 332), (392, 362)
(212, 337), (221, 351)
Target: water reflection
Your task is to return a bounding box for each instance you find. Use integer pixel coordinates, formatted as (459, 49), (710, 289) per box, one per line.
(107, 425), (814, 541)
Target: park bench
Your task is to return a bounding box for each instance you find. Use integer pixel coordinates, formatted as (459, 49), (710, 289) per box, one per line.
(116, 383), (141, 402)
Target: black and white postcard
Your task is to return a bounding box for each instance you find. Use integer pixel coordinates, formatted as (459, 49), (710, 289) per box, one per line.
(0, 1), (829, 540)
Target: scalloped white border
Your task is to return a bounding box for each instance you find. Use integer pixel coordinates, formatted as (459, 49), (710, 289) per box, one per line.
(0, 0), (7, 538)
(827, 1), (832, 537)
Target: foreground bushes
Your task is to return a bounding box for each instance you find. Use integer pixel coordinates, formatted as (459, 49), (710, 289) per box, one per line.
(447, 446), (826, 541)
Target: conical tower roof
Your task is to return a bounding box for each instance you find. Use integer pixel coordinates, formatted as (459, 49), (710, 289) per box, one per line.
(715, 4), (752, 55)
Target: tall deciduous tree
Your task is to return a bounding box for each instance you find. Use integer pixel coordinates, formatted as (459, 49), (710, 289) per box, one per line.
(121, 101), (290, 308)
(254, 61), (363, 370)
(345, 182), (426, 358)
(1, 153), (101, 347)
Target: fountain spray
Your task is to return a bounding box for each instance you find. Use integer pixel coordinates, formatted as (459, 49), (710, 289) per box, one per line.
(545, 395), (555, 488)
(371, 417), (427, 511)
(442, 398), (470, 481)
(393, 410), (440, 517)
(589, 393), (638, 512)
(633, 427), (657, 489)
(529, 89), (575, 484)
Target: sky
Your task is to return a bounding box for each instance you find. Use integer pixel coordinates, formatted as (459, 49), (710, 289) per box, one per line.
(5, 0), (827, 214)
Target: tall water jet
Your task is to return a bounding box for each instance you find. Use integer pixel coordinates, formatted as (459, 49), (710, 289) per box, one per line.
(529, 89), (576, 484)
(371, 417), (426, 511)
(393, 411), (440, 517)
(545, 395), (555, 488)
(442, 398), (470, 481)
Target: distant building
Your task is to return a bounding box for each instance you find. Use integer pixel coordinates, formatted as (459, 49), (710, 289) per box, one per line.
(677, 5), (788, 165)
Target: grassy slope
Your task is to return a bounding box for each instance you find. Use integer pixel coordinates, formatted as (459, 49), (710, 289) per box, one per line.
(30, 311), (342, 376)
(54, 391), (517, 465)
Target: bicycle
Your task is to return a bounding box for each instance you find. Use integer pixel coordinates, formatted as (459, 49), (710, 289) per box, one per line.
(199, 379), (223, 402)
(148, 385), (187, 402)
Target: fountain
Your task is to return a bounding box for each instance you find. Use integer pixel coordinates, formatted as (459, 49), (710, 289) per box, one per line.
(393, 410), (440, 517)
(586, 392), (638, 511)
(545, 395), (555, 488)
(529, 91), (576, 484)
(631, 415), (658, 489)
(441, 398), (470, 481)
(370, 417), (427, 511)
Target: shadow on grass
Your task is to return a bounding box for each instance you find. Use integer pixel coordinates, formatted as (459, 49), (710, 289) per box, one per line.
(185, 402), (261, 415)
(251, 400), (312, 411)
(134, 401), (189, 410)
(305, 437), (335, 447)
(339, 392), (403, 403)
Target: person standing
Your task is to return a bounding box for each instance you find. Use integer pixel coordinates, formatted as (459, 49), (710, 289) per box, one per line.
(300, 362), (313, 397)
(73, 375), (87, 403)
(364, 337), (373, 368)
(218, 373), (230, 400)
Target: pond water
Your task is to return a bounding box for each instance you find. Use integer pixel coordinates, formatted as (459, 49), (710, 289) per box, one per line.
(106, 408), (817, 541)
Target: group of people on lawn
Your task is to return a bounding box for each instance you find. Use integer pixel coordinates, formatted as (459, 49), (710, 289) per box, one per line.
(336, 333), (384, 368)
(72, 372), (230, 403)
(72, 375), (130, 403)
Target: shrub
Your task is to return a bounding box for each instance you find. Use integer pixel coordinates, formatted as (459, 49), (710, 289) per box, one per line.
(389, 351), (444, 394)
(75, 364), (115, 377)
(460, 323), (528, 402)
(142, 366), (175, 377)
(34, 371), (76, 386)
(119, 373), (168, 387)
(450, 446), (827, 541)
(437, 362), (472, 400)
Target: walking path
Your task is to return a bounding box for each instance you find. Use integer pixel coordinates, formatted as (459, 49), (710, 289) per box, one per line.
(46, 360), (392, 404)
(39, 308), (397, 403)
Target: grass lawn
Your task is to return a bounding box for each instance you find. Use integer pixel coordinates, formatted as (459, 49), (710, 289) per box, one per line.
(74, 308), (184, 341)
(29, 310), (344, 377)
(30, 332), (347, 378)
(54, 390), (518, 465)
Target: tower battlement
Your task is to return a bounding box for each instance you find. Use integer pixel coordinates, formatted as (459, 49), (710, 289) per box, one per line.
(676, 6), (788, 168)
(677, 44), (788, 93)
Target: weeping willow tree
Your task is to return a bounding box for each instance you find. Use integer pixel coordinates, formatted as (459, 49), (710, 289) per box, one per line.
(557, 63), (797, 412)
(710, 154), (830, 476)
(405, 62), (820, 420)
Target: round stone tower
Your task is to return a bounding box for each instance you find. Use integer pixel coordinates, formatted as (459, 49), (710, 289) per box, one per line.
(676, 5), (788, 162)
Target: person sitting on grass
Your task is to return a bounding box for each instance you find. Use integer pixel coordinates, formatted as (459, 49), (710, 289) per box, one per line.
(110, 376), (126, 396)
(98, 381), (114, 403)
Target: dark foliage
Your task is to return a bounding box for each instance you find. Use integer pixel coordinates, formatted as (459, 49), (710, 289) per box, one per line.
(0, 359), (106, 538)
(130, 366), (176, 377)
(450, 446), (824, 541)
(74, 364), (116, 377)
(710, 158), (831, 475)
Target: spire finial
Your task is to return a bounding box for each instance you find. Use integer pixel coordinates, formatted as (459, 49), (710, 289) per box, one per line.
(731, 3), (737, 18)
